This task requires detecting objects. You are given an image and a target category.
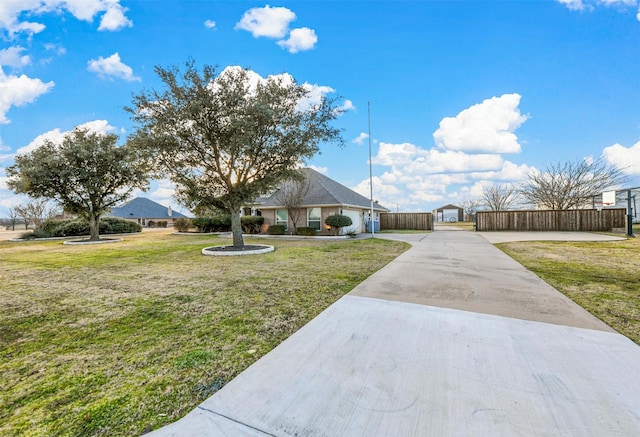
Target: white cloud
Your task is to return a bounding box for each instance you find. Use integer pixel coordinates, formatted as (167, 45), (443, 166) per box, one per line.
(235, 5), (296, 38)
(0, 66), (54, 124)
(0, 0), (46, 36)
(214, 67), (338, 115)
(364, 92), (532, 209)
(44, 43), (67, 56)
(298, 83), (334, 112)
(277, 27), (317, 53)
(16, 119), (116, 155)
(204, 19), (216, 29)
(433, 93), (528, 154)
(77, 119), (116, 135)
(98, 3), (133, 31)
(0, 0), (133, 36)
(218, 67), (347, 121)
(599, 0), (637, 5)
(468, 160), (534, 181)
(147, 179), (192, 214)
(149, 180), (176, 201)
(307, 165), (328, 175)
(602, 141), (640, 176)
(353, 176), (404, 208)
(372, 142), (428, 166)
(352, 132), (369, 145)
(18, 128), (64, 155)
(363, 135), (533, 211)
(338, 99), (355, 113)
(405, 150), (504, 174)
(87, 53), (140, 82)
(464, 181), (497, 199)
(0, 46), (30, 68)
(557, 0), (640, 21)
(235, 6), (320, 52)
(557, 0), (587, 10)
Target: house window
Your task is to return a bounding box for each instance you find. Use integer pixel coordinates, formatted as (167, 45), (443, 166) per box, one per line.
(276, 209), (288, 230)
(308, 207), (321, 230)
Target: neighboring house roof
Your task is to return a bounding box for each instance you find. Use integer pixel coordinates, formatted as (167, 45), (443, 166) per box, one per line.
(109, 197), (188, 219)
(434, 204), (463, 211)
(255, 168), (389, 211)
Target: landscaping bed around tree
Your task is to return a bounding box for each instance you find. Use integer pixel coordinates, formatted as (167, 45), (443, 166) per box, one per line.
(497, 235), (640, 345)
(0, 230), (408, 436)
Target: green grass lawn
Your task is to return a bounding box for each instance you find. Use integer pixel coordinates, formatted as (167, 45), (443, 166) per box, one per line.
(0, 231), (409, 436)
(498, 235), (640, 344)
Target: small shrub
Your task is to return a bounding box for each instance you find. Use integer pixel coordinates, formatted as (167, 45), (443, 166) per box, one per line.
(192, 215), (231, 233)
(64, 220), (90, 236)
(147, 220), (156, 228)
(268, 224), (286, 235)
(40, 219), (66, 237)
(173, 218), (192, 232)
(15, 218), (140, 238)
(101, 217), (141, 234)
(241, 216), (265, 234)
(297, 227), (316, 236)
(191, 217), (210, 232)
(325, 214), (353, 236)
(212, 215), (232, 232)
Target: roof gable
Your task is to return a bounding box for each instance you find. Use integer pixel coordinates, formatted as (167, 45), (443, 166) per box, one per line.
(258, 168), (388, 211)
(109, 197), (188, 219)
(435, 204), (463, 211)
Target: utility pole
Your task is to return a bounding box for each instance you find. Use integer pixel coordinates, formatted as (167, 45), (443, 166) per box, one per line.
(368, 102), (374, 238)
(627, 189), (635, 237)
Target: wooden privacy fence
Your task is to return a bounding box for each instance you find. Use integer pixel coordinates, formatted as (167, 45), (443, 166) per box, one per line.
(380, 212), (433, 231)
(476, 208), (626, 232)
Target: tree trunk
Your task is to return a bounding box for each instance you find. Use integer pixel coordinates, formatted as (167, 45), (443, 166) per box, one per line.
(89, 213), (100, 241)
(230, 209), (244, 248)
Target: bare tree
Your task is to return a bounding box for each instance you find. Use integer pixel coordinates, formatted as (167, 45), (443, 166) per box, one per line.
(14, 204), (31, 230)
(14, 199), (58, 230)
(273, 170), (312, 235)
(7, 208), (20, 231)
(520, 158), (627, 210)
(481, 184), (519, 211)
(460, 199), (482, 220)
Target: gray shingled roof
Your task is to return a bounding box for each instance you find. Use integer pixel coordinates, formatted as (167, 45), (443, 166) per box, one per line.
(109, 197), (188, 219)
(256, 168), (388, 211)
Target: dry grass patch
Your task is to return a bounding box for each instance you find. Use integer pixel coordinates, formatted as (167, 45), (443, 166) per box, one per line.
(0, 231), (408, 436)
(436, 221), (475, 230)
(498, 236), (640, 344)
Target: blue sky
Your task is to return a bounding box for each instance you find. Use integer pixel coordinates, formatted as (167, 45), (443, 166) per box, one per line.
(1, 0), (639, 216)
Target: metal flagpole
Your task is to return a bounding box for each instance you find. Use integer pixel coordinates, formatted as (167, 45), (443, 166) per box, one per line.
(368, 102), (374, 238)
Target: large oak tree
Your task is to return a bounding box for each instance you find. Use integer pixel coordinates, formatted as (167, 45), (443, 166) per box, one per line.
(127, 61), (343, 248)
(7, 128), (149, 241)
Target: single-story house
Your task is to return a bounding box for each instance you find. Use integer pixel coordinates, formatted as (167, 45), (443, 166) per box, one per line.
(109, 197), (188, 227)
(245, 168), (388, 235)
(433, 204), (464, 222)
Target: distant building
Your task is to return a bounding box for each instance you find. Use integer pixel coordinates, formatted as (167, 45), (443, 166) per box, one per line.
(433, 204), (464, 222)
(108, 197), (188, 227)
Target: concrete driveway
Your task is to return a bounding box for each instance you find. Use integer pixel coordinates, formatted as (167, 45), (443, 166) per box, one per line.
(148, 230), (640, 436)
